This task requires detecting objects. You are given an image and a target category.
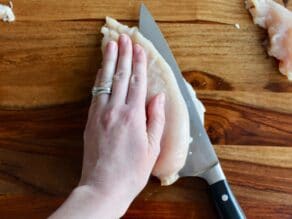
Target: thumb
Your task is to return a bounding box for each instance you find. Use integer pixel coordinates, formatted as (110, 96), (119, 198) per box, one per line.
(147, 93), (166, 159)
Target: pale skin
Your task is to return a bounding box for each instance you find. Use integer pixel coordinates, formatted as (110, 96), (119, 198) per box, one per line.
(49, 34), (166, 218)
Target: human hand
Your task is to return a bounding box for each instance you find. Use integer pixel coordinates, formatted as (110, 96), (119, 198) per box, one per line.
(79, 34), (166, 217)
(49, 34), (165, 219)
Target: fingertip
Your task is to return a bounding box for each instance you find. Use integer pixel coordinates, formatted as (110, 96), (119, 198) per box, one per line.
(149, 93), (166, 113)
(147, 93), (166, 128)
(157, 93), (165, 107)
(104, 41), (118, 65)
(154, 93), (166, 126)
(106, 40), (117, 52)
(133, 44), (146, 62)
(152, 93), (165, 117)
(119, 33), (130, 45)
(134, 43), (142, 53)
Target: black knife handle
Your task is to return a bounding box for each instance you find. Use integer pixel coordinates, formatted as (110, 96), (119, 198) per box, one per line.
(210, 180), (246, 219)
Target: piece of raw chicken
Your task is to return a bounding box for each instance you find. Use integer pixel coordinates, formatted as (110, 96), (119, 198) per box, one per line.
(101, 17), (205, 185)
(0, 2), (15, 22)
(246, 0), (292, 80)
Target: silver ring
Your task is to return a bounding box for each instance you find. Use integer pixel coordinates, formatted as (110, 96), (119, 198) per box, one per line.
(91, 86), (111, 97)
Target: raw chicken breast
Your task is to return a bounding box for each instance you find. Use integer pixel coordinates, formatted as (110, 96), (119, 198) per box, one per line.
(0, 2), (15, 22)
(101, 17), (205, 185)
(246, 0), (292, 80)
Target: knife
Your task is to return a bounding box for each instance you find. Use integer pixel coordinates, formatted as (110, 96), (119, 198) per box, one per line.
(139, 4), (246, 219)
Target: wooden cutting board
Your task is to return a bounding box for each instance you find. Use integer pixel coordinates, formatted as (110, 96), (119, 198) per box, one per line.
(0, 0), (291, 218)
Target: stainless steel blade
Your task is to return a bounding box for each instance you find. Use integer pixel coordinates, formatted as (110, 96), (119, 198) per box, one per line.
(139, 4), (218, 177)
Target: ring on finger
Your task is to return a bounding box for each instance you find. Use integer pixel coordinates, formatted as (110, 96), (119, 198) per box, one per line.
(91, 86), (112, 97)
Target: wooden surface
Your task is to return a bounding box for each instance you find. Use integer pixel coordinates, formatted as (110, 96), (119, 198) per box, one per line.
(0, 0), (292, 218)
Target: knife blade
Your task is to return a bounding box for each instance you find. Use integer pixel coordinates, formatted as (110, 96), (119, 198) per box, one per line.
(139, 4), (245, 219)
(139, 3), (218, 178)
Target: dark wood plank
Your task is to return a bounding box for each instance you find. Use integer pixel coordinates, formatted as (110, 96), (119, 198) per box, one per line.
(0, 195), (64, 219)
(1, 95), (291, 152)
(0, 101), (291, 217)
(0, 150), (291, 219)
(202, 97), (292, 146)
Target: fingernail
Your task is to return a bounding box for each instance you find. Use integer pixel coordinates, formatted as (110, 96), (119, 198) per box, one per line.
(120, 34), (128, 44)
(158, 93), (165, 106)
(107, 41), (116, 51)
(134, 44), (146, 63)
(134, 44), (141, 54)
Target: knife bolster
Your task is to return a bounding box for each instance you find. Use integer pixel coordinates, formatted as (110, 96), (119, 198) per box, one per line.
(199, 163), (226, 185)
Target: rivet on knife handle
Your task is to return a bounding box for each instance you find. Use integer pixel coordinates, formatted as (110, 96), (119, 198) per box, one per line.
(210, 179), (246, 219)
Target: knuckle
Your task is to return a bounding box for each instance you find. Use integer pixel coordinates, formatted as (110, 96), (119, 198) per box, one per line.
(97, 78), (113, 87)
(121, 108), (136, 124)
(113, 71), (127, 81)
(100, 107), (117, 130)
(130, 73), (143, 86)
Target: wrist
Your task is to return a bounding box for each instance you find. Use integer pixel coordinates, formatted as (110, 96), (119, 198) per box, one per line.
(73, 184), (132, 218)
(49, 185), (131, 219)
(79, 173), (138, 213)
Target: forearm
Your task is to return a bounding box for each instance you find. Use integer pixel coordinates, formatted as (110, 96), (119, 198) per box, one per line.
(49, 185), (128, 219)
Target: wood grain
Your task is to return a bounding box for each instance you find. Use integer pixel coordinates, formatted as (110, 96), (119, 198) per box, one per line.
(0, 0), (292, 218)
(1, 20), (292, 108)
(203, 97), (292, 146)
(0, 98), (291, 153)
(0, 100), (291, 218)
(1, 0), (247, 23)
(0, 143), (291, 218)
(6, 0), (292, 23)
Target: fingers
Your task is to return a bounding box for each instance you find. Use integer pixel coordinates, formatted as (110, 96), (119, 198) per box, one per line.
(146, 93), (166, 160)
(110, 34), (133, 105)
(95, 35), (147, 110)
(127, 44), (147, 107)
(97, 41), (118, 106)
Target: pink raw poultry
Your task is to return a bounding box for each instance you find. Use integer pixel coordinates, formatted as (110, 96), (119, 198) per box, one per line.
(246, 0), (292, 80)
